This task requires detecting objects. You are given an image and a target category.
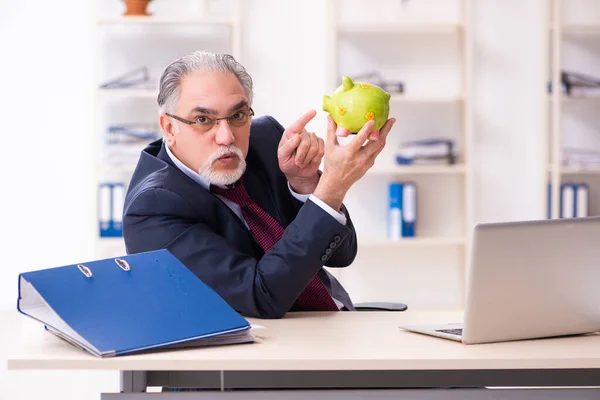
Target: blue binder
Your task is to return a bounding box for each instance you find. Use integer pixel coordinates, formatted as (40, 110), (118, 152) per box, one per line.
(387, 182), (403, 239)
(17, 249), (253, 357)
(387, 181), (417, 238)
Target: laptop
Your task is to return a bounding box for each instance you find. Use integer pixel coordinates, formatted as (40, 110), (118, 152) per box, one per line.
(400, 216), (600, 344)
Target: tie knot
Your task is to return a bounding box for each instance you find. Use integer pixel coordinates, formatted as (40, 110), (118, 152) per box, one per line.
(210, 180), (253, 207)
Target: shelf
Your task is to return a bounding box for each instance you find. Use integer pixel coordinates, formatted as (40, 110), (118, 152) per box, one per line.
(390, 94), (464, 104)
(97, 161), (139, 171)
(358, 236), (466, 247)
(551, 24), (600, 35)
(562, 96), (600, 103)
(548, 95), (600, 102)
(561, 166), (600, 175)
(97, 237), (125, 245)
(337, 22), (463, 35)
(98, 88), (158, 99)
(368, 164), (466, 176)
(97, 16), (235, 26)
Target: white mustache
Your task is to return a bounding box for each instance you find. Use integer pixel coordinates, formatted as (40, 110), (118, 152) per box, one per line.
(206, 146), (243, 165)
(198, 145), (246, 186)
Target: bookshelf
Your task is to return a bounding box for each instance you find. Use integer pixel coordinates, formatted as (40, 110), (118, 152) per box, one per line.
(548, 0), (600, 220)
(96, 16), (235, 26)
(93, 0), (241, 259)
(367, 164), (466, 176)
(358, 236), (466, 248)
(324, 0), (473, 309)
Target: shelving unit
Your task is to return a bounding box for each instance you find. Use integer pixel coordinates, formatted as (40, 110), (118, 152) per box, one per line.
(97, 16), (236, 26)
(548, 0), (600, 220)
(390, 94), (465, 103)
(336, 21), (463, 35)
(324, 0), (473, 309)
(92, 0), (241, 259)
(367, 164), (466, 176)
(357, 236), (466, 248)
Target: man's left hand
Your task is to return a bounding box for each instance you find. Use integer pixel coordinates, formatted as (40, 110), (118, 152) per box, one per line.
(278, 109), (324, 194)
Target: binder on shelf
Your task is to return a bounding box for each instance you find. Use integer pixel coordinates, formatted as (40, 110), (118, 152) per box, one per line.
(395, 138), (456, 165)
(112, 184), (125, 234)
(547, 182), (552, 219)
(560, 183), (575, 219)
(402, 182), (417, 237)
(17, 249), (254, 358)
(388, 182), (403, 239)
(105, 124), (161, 165)
(98, 182), (126, 238)
(387, 181), (417, 239)
(575, 183), (589, 218)
(548, 182), (590, 219)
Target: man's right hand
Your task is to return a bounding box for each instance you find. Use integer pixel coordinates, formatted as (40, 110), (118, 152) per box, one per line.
(313, 115), (396, 211)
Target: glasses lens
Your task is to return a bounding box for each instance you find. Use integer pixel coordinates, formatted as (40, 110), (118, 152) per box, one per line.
(229, 111), (251, 127)
(194, 117), (216, 133)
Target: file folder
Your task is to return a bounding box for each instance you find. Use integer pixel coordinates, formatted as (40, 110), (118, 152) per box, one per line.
(98, 182), (126, 237)
(402, 182), (417, 237)
(547, 182), (552, 219)
(387, 182), (418, 238)
(17, 249), (254, 358)
(560, 183), (575, 219)
(575, 183), (589, 218)
(98, 183), (112, 235)
(388, 182), (403, 239)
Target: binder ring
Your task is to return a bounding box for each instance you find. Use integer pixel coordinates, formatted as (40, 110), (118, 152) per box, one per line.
(115, 258), (130, 271)
(77, 264), (93, 278)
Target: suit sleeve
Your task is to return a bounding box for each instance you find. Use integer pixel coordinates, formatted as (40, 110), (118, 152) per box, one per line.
(123, 187), (356, 319)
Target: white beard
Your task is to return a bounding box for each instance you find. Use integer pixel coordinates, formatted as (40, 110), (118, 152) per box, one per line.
(198, 145), (246, 186)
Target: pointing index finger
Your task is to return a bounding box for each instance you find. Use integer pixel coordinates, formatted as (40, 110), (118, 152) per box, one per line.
(285, 109), (317, 138)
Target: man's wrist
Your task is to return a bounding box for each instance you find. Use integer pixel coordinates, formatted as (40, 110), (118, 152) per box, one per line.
(312, 174), (348, 211)
(287, 174), (320, 195)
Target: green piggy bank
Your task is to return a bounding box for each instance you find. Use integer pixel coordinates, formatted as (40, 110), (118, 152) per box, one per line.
(323, 75), (391, 133)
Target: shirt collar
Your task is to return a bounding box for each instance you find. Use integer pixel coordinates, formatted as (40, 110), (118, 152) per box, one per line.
(164, 141), (211, 191)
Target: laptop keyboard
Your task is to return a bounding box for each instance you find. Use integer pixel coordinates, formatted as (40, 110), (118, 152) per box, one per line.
(435, 328), (463, 336)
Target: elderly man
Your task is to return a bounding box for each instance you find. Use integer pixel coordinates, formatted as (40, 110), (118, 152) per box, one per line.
(122, 50), (395, 319)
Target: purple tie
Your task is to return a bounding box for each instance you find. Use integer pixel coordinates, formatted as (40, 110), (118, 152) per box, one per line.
(211, 179), (339, 311)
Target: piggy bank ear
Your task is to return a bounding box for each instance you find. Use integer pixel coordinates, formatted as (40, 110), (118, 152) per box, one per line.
(342, 76), (355, 91)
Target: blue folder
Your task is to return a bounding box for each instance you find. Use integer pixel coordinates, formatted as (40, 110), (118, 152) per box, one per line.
(17, 249), (253, 357)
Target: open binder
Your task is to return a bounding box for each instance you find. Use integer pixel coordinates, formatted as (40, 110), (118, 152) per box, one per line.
(17, 249), (254, 357)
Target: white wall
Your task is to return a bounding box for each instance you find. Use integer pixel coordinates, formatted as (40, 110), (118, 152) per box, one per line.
(0, 1), (97, 308)
(1, 0), (553, 399)
(472, 0), (547, 224)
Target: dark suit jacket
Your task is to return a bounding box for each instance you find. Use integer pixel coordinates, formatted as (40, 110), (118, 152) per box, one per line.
(122, 115), (358, 318)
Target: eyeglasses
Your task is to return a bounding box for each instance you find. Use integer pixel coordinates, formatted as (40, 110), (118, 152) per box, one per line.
(165, 108), (254, 134)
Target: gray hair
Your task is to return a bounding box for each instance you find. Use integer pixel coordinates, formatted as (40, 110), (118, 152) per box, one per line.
(157, 51), (253, 115)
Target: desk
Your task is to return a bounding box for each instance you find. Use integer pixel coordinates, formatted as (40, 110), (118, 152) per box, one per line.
(6, 309), (600, 399)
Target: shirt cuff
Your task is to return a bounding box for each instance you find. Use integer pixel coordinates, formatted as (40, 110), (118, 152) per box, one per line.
(288, 181), (311, 203)
(288, 182), (347, 225)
